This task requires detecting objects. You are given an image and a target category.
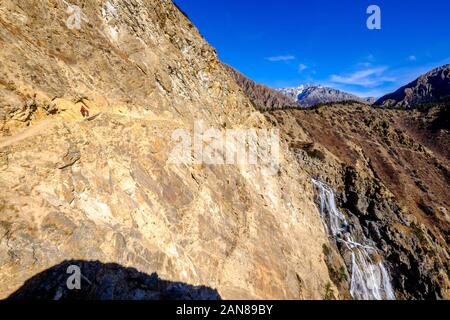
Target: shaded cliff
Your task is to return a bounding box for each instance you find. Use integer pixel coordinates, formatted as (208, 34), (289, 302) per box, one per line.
(8, 260), (221, 300)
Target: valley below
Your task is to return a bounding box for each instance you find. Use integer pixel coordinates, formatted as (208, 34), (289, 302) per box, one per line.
(265, 104), (450, 299)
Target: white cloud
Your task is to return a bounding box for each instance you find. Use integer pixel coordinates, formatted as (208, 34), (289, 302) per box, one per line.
(407, 55), (417, 61)
(266, 55), (296, 62)
(330, 66), (395, 87)
(357, 54), (375, 67)
(298, 64), (308, 72)
(358, 62), (372, 67)
(323, 59), (449, 99)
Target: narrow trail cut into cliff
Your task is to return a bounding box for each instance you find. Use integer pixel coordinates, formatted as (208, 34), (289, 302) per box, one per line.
(0, 120), (56, 148)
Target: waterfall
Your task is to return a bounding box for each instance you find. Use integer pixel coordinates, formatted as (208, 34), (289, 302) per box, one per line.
(312, 179), (396, 300)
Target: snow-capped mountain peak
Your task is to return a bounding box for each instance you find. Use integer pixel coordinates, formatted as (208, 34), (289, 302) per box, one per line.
(278, 85), (374, 108)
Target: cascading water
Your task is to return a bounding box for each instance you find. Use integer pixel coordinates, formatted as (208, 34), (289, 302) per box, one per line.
(312, 179), (396, 300)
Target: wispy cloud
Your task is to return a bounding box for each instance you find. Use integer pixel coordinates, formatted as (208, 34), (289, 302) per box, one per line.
(298, 63), (308, 72)
(322, 58), (450, 98)
(265, 55), (296, 62)
(330, 67), (395, 87)
(407, 55), (417, 61)
(341, 88), (392, 99)
(357, 62), (372, 68)
(357, 54), (375, 68)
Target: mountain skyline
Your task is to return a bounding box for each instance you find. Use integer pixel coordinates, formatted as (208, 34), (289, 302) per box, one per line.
(278, 84), (375, 107)
(175, 0), (450, 98)
(375, 64), (450, 107)
(227, 63), (449, 109)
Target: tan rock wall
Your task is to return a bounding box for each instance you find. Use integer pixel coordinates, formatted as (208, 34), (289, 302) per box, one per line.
(0, 0), (334, 299)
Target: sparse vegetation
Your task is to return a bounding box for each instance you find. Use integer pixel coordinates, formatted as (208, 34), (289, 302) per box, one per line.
(323, 282), (336, 300)
(322, 244), (331, 256)
(322, 244), (348, 288)
(305, 148), (326, 161)
(327, 264), (349, 285)
(310, 100), (363, 110)
(415, 96), (450, 113)
(410, 222), (427, 244)
(337, 266), (348, 283)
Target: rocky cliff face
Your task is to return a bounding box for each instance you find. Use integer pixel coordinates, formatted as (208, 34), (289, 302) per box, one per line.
(375, 64), (450, 108)
(0, 0), (335, 299)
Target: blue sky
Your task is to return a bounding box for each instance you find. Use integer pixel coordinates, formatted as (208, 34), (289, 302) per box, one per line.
(175, 0), (450, 98)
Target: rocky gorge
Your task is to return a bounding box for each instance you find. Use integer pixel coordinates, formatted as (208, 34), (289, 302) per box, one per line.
(265, 103), (450, 299)
(0, 0), (448, 300)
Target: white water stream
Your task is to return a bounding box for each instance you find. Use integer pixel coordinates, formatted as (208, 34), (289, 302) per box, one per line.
(312, 179), (396, 300)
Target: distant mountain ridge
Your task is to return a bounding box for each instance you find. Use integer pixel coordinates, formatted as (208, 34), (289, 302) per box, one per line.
(278, 85), (375, 108)
(376, 64), (450, 108)
(227, 63), (450, 110)
(225, 65), (375, 110)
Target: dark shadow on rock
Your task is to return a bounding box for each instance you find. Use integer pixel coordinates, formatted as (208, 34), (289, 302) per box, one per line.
(7, 260), (221, 300)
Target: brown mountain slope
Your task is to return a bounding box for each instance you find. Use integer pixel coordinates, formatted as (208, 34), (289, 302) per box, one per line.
(264, 103), (450, 299)
(375, 64), (450, 108)
(224, 64), (298, 111)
